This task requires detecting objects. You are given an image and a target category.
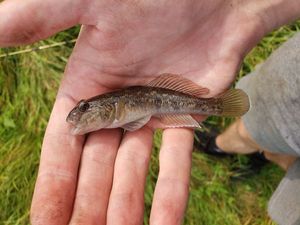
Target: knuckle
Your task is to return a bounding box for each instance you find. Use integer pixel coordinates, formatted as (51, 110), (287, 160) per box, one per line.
(70, 195), (104, 225)
(112, 191), (137, 205)
(162, 145), (183, 153)
(108, 192), (143, 225)
(37, 168), (76, 183)
(119, 148), (150, 165)
(43, 131), (82, 150)
(20, 27), (40, 44)
(158, 177), (190, 196)
(155, 178), (189, 203)
(30, 198), (65, 225)
(82, 146), (116, 167)
(160, 145), (193, 163)
(31, 171), (76, 224)
(69, 211), (94, 225)
(7, 24), (41, 45)
(152, 178), (189, 223)
(159, 201), (181, 220)
(109, 191), (142, 211)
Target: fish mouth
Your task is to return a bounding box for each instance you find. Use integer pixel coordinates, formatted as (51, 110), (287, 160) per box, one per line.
(66, 109), (82, 125)
(70, 126), (84, 135)
(66, 114), (76, 125)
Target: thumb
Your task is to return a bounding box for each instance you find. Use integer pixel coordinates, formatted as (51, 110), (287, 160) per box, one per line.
(0, 0), (81, 47)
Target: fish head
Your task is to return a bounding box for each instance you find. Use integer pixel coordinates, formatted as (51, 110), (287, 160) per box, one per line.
(66, 99), (115, 135)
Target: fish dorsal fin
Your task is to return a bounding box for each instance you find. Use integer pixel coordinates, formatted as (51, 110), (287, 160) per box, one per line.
(122, 116), (151, 131)
(156, 114), (200, 128)
(147, 73), (209, 97)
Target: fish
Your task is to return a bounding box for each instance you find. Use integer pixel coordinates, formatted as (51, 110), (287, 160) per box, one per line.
(66, 74), (250, 135)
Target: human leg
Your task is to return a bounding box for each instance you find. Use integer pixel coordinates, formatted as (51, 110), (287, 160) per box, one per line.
(215, 118), (297, 170)
(215, 118), (259, 155)
(198, 32), (300, 225)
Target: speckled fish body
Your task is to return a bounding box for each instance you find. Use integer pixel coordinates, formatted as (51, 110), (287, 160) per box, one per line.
(67, 74), (249, 135)
(93, 86), (223, 119)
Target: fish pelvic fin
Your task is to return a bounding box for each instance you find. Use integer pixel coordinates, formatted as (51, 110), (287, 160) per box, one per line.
(147, 73), (209, 97)
(219, 89), (250, 116)
(122, 116), (151, 131)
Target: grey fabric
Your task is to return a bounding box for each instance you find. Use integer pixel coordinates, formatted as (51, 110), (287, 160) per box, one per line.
(268, 159), (300, 225)
(237, 32), (300, 156)
(236, 33), (300, 225)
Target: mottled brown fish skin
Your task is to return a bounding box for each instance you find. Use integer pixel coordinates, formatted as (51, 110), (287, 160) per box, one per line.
(67, 73), (249, 135)
(66, 85), (249, 135)
(92, 86), (222, 115)
(90, 86), (220, 120)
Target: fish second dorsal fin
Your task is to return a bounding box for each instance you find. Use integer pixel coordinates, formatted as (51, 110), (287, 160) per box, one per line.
(147, 73), (209, 97)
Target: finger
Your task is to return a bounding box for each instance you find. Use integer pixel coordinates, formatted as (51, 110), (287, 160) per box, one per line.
(0, 0), (81, 46)
(30, 33), (113, 223)
(106, 127), (154, 225)
(30, 96), (85, 225)
(150, 128), (194, 225)
(69, 129), (122, 225)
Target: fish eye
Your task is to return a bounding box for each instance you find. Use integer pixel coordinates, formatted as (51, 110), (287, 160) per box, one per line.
(78, 100), (90, 112)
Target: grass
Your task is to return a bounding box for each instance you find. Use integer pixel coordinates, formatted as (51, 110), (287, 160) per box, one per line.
(0, 21), (299, 224)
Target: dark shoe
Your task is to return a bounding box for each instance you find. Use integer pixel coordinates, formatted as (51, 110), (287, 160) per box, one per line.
(230, 152), (270, 180)
(200, 136), (231, 156)
(194, 130), (269, 163)
(194, 130), (270, 179)
(194, 130), (232, 157)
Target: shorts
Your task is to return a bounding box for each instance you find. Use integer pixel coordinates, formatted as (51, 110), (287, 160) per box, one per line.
(237, 33), (300, 156)
(237, 32), (300, 225)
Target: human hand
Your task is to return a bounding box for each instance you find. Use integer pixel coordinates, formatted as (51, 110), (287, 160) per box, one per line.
(1, 0), (299, 224)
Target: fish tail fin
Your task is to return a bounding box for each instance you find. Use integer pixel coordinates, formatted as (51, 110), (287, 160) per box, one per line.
(219, 89), (250, 116)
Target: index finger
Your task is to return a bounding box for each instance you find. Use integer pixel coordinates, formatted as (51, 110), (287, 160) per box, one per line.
(30, 96), (84, 225)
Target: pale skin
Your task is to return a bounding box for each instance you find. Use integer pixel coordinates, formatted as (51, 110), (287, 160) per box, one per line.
(216, 119), (298, 171)
(0, 0), (300, 224)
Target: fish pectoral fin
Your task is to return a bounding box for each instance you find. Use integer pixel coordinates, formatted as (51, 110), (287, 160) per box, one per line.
(156, 114), (201, 128)
(115, 100), (126, 122)
(122, 116), (151, 131)
(147, 73), (209, 97)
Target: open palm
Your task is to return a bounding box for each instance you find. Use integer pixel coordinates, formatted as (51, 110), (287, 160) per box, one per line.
(0, 0), (266, 224)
